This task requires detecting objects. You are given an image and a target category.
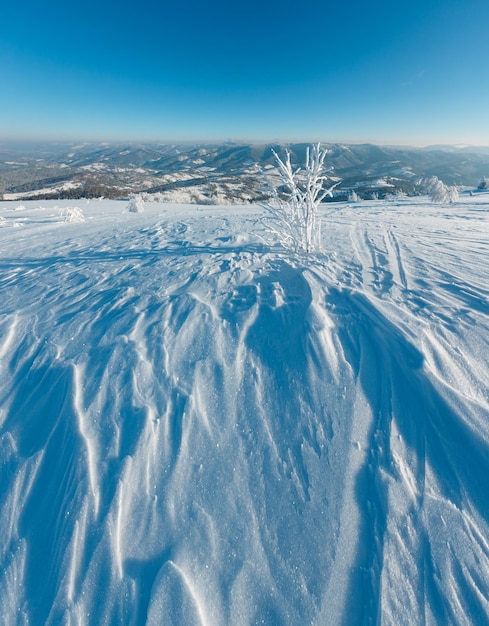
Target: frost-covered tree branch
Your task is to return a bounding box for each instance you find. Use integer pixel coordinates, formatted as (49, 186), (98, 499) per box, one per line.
(261, 144), (338, 252)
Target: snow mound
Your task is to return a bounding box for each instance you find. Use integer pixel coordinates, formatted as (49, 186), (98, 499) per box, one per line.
(0, 198), (488, 624)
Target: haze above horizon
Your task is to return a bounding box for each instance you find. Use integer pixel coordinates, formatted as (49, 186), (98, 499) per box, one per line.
(1, 0), (488, 146)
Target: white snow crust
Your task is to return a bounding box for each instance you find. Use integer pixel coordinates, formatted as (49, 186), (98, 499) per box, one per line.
(0, 196), (488, 624)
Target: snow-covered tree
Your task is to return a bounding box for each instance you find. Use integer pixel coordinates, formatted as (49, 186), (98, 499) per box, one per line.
(127, 195), (145, 213)
(59, 206), (85, 223)
(261, 144), (338, 253)
(478, 178), (488, 190)
(421, 176), (459, 203)
(447, 185), (459, 203)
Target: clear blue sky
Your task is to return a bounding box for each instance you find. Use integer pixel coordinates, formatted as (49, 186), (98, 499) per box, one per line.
(1, 0), (488, 145)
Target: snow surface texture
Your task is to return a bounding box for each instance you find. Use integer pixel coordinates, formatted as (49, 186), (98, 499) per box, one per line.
(0, 197), (488, 625)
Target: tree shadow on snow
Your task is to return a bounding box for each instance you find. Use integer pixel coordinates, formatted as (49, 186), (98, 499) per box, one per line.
(327, 287), (489, 625)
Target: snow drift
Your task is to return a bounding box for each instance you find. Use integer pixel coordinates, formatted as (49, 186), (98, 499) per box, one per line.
(0, 197), (488, 624)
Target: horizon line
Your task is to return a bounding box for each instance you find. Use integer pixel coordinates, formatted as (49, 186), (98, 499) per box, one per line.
(1, 136), (489, 150)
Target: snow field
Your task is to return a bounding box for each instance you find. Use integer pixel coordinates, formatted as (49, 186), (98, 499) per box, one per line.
(0, 196), (488, 624)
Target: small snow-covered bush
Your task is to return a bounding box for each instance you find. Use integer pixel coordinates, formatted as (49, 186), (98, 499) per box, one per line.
(59, 206), (85, 223)
(127, 195), (145, 213)
(422, 176), (459, 203)
(261, 144), (338, 253)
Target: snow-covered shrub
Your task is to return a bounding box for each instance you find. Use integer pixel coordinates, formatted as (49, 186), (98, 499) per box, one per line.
(447, 186), (459, 203)
(422, 176), (459, 203)
(348, 190), (359, 202)
(261, 144), (338, 253)
(59, 206), (85, 223)
(127, 195), (145, 213)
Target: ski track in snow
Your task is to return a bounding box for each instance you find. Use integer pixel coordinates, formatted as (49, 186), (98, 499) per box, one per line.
(0, 198), (488, 624)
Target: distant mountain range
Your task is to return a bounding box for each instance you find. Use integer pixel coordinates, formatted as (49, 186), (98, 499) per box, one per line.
(1, 141), (489, 203)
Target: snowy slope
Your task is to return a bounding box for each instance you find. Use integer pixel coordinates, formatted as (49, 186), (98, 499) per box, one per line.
(0, 197), (488, 625)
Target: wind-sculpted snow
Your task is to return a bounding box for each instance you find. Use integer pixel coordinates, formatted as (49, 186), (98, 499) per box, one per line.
(0, 198), (488, 624)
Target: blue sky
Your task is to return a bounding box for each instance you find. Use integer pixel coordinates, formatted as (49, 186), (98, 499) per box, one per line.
(1, 0), (489, 145)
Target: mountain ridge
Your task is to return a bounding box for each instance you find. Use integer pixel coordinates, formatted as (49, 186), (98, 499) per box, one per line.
(1, 141), (489, 202)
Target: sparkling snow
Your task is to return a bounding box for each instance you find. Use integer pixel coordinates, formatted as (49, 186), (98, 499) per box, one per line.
(0, 196), (488, 624)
